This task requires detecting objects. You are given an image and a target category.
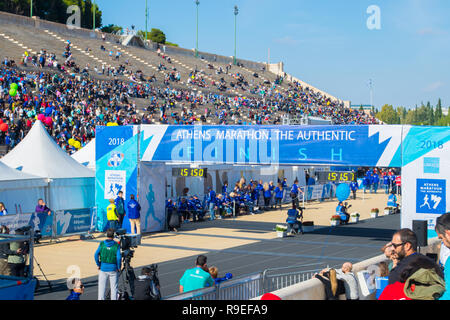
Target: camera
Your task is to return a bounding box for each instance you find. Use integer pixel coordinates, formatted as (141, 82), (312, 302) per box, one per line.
(115, 229), (141, 251)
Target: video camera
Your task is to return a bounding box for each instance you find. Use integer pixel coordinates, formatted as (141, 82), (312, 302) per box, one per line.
(115, 229), (141, 251)
(16, 225), (42, 244)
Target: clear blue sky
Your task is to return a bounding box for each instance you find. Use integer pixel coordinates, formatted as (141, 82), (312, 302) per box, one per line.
(96, 0), (450, 109)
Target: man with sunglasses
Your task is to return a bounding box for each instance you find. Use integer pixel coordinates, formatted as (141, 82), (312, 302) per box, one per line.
(387, 228), (423, 285)
(435, 213), (450, 300)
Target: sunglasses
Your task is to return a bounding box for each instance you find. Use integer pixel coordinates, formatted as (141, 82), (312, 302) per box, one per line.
(390, 242), (406, 249)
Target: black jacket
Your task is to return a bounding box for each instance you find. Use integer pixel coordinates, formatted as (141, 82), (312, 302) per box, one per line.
(0, 243), (16, 260)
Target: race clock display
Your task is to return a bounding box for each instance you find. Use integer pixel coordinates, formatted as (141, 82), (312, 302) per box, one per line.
(317, 171), (356, 182)
(172, 168), (208, 178)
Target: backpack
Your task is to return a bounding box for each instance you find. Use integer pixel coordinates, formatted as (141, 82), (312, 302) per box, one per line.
(133, 276), (161, 300)
(116, 198), (125, 214)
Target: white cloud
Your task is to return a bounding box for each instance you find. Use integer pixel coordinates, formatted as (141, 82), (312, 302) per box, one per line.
(423, 81), (444, 92)
(273, 36), (300, 46)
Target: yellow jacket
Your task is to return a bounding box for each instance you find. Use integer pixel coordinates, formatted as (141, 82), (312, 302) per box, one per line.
(107, 203), (119, 221)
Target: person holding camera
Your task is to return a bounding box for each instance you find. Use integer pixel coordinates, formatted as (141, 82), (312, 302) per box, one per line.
(133, 265), (161, 300)
(7, 227), (28, 277)
(94, 228), (122, 300)
(0, 225), (18, 276)
(286, 204), (304, 235)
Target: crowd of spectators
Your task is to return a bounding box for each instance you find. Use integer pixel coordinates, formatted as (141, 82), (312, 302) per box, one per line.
(165, 176), (300, 232)
(0, 40), (379, 154)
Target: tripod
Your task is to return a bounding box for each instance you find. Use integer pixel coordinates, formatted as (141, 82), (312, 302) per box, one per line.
(33, 256), (53, 292)
(117, 249), (136, 299)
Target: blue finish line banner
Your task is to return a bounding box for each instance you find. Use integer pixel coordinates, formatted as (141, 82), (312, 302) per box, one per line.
(140, 125), (403, 167)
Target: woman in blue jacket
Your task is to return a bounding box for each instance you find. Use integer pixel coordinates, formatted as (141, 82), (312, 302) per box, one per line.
(274, 183), (284, 209)
(263, 183), (272, 210)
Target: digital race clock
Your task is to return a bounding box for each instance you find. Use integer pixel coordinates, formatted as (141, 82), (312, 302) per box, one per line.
(172, 168), (208, 178)
(317, 171), (356, 182)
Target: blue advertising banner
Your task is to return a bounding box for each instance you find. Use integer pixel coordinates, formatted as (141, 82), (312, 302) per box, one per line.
(416, 179), (446, 215)
(95, 126), (138, 232)
(55, 208), (93, 236)
(139, 125), (403, 167)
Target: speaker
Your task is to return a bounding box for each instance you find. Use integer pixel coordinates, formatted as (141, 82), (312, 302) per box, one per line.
(413, 220), (428, 247)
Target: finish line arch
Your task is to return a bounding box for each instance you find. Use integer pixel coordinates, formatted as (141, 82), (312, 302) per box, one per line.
(95, 125), (450, 238)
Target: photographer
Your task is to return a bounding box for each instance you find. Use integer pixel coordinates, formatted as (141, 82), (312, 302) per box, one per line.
(94, 228), (121, 300)
(133, 265), (161, 300)
(0, 225), (17, 276)
(7, 227), (28, 277)
(286, 204), (304, 235)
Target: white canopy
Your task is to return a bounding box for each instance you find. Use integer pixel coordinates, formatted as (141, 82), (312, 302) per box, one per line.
(72, 138), (96, 170)
(0, 161), (47, 214)
(1, 121), (94, 178)
(1, 121), (94, 211)
(0, 161), (46, 183)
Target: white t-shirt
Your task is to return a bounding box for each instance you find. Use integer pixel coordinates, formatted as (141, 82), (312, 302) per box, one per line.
(336, 269), (359, 300)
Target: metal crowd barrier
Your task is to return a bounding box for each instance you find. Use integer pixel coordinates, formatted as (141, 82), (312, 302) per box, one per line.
(164, 263), (329, 300)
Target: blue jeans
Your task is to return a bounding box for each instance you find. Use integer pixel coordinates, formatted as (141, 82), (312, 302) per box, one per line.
(384, 184), (389, 194)
(108, 220), (119, 231)
(209, 203), (215, 220)
(372, 183), (378, 193)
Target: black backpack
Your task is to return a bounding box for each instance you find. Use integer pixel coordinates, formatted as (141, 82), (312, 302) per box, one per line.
(133, 276), (161, 300)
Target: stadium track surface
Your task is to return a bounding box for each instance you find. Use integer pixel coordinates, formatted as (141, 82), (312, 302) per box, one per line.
(34, 214), (399, 300)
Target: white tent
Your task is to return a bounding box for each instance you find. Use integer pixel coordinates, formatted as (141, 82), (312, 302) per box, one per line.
(0, 161), (48, 214)
(1, 121), (95, 211)
(72, 138), (96, 170)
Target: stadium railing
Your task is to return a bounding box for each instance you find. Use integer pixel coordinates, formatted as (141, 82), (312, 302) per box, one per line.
(163, 263), (328, 300)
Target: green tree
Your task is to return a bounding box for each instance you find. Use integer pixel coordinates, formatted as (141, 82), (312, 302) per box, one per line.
(100, 24), (122, 34)
(139, 28), (166, 44)
(435, 98), (443, 124)
(376, 104), (400, 124)
(0, 0), (102, 29)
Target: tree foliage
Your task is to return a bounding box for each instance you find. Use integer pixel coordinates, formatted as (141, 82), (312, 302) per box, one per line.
(377, 99), (449, 126)
(0, 0), (102, 29)
(100, 24), (122, 34)
(139, 28), (166, 44)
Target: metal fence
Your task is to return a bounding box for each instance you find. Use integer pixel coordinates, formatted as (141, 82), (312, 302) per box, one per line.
(164, 263), (328, 300)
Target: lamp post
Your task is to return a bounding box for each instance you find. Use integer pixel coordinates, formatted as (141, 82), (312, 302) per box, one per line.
(92, 0), (96, 31)
(30, 0), (33, 17)
(233, 5), (239, 65)
(145, 0), (149, 41)
(195, 0), (200, 58)
(368, 79), (374, 109)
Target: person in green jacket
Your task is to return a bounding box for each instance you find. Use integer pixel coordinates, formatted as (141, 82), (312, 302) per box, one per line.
(7, 228), (27, 277)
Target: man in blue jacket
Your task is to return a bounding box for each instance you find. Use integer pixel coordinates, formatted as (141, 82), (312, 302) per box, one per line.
(350, 180), (358, 200)
(207, 188), (216, 221)
(95, 228), (121, 300)
(127, 194), (141, 235)
(372, 172), (380, 194)
(115, 191), (126, 228)
(383, 174), (390, 194)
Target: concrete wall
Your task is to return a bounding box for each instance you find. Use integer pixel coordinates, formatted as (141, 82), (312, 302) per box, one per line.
(252, 238), (441, 300)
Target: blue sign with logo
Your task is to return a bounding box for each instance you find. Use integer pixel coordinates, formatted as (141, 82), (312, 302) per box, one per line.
(140, 125), (400, 167)
(416, 179), (446, 214)
(423, 157), (440, 174)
